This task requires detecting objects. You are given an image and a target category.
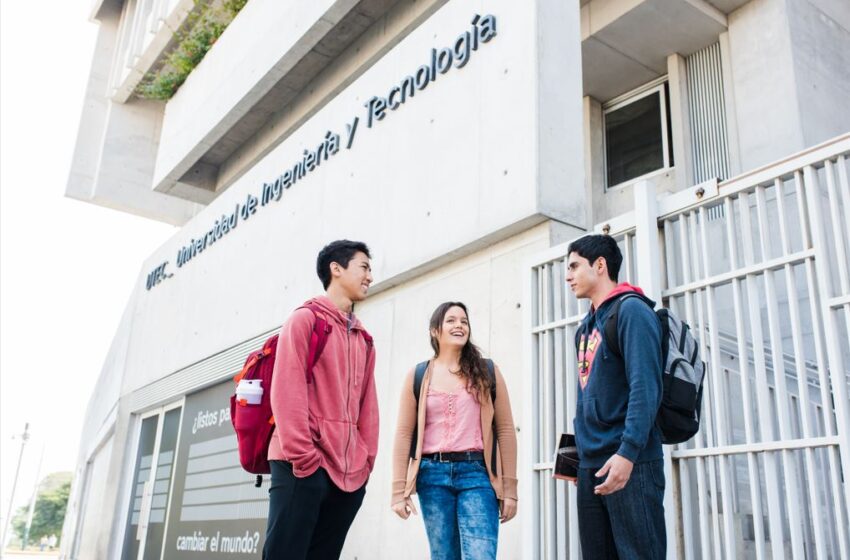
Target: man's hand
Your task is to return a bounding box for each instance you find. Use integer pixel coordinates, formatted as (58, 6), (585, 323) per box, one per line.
(390, 497), (418, 520)
(500, 498), (517, 523)
(594, 454), (633, 495)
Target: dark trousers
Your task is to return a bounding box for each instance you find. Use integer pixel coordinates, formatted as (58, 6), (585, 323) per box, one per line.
(577, 460), (666, 560)
(263, 460), (365, 560)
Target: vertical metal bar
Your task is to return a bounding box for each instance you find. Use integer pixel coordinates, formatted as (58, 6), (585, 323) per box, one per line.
(689, 244), (723, 558)
(837, 155), (850, 248)
(825, 160), (850, 293)
(754, 185), (805, 558)
(541, 323), (553, 560)
(565, 255), (582, 560)
(522, 264), (540, 560)
(126, 0), (144, 67)
(802, 164), (850, 546)
(698, 206), (736, 559)
(681, 212), (713, 559)
(109, 0), (134, 95)
(697, 49), (709, 183)
(679, 455), (696, 560)
(554, 327), (567, 559)
(701, 49), (718, 180)
(774, 177), (829, 558)
(795, 172), (850, 559)
(665, 220), (696, 560)
(566, 320), (581, 560)
(725, 197), (766, 560)
(739, 191), (787, 560)
(710, 43), (729, 179)
(537, 264), (544, 331)
(555, 259), (566, 322)
(538, 264), (549, 560)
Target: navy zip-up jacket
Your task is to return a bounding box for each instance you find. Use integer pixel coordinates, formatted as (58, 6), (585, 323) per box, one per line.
(573, 283), (663, 468)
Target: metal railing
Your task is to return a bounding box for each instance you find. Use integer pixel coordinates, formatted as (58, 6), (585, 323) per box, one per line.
(523, 133), (850, 559)
(108, 0), (191, 102)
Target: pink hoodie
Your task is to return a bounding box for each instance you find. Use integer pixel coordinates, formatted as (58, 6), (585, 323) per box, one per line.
(591, 282), (646, 311)
(267, 296), (379, 492)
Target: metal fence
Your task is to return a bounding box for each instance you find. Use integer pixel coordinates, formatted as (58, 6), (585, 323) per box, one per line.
(523, 133), (850, 559)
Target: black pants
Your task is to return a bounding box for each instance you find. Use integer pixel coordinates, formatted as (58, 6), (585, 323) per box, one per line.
(263, 460), (366, 560)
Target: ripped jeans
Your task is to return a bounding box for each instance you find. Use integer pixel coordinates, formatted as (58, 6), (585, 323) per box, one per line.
(416, 458), (499, 560)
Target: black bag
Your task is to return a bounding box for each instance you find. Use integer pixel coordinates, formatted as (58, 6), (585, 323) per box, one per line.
(602, 294), (706, 445)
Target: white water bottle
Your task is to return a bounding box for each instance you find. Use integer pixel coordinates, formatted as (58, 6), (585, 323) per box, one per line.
(236, 379), (263, 405)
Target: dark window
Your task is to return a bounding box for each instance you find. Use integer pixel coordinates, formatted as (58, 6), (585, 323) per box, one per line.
(604, 84), (671, 188)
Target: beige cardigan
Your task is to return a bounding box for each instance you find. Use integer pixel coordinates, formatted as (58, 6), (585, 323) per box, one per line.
(391, 360), (518, 505)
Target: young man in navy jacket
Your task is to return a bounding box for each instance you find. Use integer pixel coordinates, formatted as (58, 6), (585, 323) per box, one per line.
(565, 234), (665, 559)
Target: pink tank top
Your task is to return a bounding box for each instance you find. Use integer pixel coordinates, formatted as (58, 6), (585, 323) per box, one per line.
(421, 385), (484, 454)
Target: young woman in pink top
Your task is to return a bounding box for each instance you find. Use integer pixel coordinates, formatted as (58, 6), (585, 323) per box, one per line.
(391, 302), (518, 560)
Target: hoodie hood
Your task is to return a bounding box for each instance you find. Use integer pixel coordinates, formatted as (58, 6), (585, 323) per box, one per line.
(592, 282), (655, 314)
(305, 295), (365, 330)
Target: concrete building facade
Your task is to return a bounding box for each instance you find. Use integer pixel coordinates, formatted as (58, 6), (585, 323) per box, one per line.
(62, 0), (850, 558)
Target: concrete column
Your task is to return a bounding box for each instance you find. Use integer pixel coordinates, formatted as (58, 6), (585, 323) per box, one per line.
(667, 54), (693, 191)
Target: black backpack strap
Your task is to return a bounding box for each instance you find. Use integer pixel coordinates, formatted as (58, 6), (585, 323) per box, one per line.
(602, 293), (645, 359)
(409, 361), (430, 459)
(412, 361), (429, 403)
(485, 359), (496, 402)
(485, 358), (499, 476)
(409, 359), (496, 460)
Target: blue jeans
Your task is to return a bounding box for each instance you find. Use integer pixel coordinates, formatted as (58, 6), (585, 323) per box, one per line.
(577, 459), (666, 560)
(416, 458), (499, 560)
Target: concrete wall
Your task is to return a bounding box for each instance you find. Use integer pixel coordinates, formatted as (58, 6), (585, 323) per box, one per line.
(725, 0), (850, 171)
(74, 219), (578, 560)
(153, 0), (369, 193)
(345, 220), (581, 559)
(118, 0), (582, 397)
(67, 436), (114, 560)
(787, 0), (850, 147)
(63, 1), (588, 557)
(66, 2), (202, 225)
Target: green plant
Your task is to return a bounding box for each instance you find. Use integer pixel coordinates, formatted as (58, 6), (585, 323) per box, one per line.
(11, 473), (72, 546)
(135, 0), (249, 100)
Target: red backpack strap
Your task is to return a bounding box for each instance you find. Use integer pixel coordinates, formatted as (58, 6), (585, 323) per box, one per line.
(360, 329), (373, 355)
(301, 302), (332, 384)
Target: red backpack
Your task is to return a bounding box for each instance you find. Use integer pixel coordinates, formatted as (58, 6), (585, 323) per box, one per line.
(229, 303), (372, 486)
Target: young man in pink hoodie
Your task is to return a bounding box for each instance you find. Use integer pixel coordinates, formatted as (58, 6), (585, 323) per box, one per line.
(263, 240), (379, 560)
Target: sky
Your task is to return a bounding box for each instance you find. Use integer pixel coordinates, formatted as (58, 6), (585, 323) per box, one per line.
(0, 1), (177, 533)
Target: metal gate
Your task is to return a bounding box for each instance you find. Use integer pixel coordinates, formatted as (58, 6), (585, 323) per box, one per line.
(523, 133), (850, 559)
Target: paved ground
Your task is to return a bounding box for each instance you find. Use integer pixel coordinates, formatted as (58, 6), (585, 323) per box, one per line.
(1, 553), (59, 560)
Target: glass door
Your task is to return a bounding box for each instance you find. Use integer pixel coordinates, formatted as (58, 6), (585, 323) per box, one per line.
(121, 403), (183, 560)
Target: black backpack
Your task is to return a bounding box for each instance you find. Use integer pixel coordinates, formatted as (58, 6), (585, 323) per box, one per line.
(600, 294), (706, 445)
(409, 359), (496, 463)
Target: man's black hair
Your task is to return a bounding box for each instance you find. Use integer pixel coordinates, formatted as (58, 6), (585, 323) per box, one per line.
(567, 234), (622, 282)
(316, 240), (371, 289)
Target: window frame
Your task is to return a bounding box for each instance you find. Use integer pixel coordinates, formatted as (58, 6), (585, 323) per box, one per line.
(602, 79), (672, 191)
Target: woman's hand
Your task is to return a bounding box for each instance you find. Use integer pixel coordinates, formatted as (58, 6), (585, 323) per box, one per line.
(500, 497), (517, 523)
(391, 497), (419, 520)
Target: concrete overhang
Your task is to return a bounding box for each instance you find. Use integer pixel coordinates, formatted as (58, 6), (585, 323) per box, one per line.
(581, 0), (747, 102)
(151, 0), (406, 203)
(89, 0), (119, 21)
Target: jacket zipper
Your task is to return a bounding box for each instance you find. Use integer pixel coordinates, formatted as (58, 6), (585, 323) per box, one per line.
(343, 315), (352, 488)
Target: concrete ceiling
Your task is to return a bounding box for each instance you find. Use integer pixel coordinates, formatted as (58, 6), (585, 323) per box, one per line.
(704, 0), (752, 14)
(179, 0), (399, 189)
(582, 0), (731, 101)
